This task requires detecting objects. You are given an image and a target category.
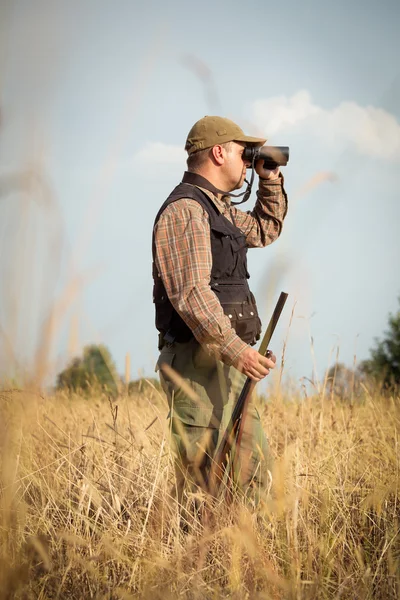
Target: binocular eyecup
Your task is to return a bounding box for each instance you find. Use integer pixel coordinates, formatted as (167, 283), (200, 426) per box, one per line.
(243, 145), (289, 170)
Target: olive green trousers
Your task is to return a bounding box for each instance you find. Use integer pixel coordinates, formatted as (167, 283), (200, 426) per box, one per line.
(156, 338), (272, 504)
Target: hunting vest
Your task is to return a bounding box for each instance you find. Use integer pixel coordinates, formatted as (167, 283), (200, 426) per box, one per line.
(152, 174), (262, 347)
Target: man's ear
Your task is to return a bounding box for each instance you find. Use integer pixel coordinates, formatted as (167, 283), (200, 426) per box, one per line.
(211, 145), (225, 166)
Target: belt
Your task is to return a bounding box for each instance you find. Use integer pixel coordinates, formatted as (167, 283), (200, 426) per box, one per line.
(158, 331), (194, 350)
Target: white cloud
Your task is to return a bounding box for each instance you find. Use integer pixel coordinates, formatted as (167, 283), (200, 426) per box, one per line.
(252, 90), (321, 136)
(134, 142), (185, 165)
(251, 90), (400, 162)
(134, 93), (400, 167)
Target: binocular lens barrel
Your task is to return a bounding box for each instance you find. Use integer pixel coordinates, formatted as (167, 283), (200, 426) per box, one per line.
(243, 145), (289, 169)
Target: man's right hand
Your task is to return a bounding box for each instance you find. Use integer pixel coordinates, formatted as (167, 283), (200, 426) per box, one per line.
(233, 346), (276, 381)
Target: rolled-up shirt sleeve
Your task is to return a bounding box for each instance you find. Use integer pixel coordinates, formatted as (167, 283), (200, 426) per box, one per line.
(231, 173), (288, 247)
(154, 199), (248, 365)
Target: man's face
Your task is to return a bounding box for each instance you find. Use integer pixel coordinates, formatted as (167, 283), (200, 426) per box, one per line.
(222, 141), (251, 191)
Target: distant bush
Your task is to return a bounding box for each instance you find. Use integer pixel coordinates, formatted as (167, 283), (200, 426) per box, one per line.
(127, 377), (162, 398)
(360, 299), (400, 390)
(56, 344), (119, 394)
(325, 362), (359, 399)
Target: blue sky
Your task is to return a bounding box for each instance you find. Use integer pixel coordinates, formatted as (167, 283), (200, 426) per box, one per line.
(0, 0), (399, 387)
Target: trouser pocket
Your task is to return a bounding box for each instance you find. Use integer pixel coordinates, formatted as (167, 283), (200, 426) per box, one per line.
(156, 348), (176, 397)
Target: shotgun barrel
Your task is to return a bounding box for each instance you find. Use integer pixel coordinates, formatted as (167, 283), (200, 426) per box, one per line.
(207, 291), (289, 497)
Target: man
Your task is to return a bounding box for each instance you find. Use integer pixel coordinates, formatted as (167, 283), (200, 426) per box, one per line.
(153, 116), (288, 504)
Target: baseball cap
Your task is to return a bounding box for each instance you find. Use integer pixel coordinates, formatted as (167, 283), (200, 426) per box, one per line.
(185, 116), (266, 155)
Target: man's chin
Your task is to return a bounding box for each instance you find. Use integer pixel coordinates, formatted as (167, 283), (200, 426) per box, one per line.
(233, 177), (246, 191)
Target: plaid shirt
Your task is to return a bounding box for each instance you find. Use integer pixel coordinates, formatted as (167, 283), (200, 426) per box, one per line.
(154, 173), (288, 366)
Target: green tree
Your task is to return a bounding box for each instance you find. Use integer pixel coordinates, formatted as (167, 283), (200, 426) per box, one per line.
(57, 344), (119, 394)
(360, 300), (400, 389)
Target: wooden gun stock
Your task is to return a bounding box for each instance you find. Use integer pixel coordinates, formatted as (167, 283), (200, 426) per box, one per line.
(207, 291), (288, 497)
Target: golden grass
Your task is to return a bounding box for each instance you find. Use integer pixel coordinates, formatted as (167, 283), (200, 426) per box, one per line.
(0, 383), (399, 599)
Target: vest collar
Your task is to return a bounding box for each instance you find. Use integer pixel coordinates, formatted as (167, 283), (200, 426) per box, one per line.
(182, 171), (228, 198)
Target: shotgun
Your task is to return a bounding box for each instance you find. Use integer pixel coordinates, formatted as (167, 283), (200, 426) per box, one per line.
(207, 291), (288, 497)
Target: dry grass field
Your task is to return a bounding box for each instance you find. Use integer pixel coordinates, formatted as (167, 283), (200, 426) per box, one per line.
(0, 381), (399, 599)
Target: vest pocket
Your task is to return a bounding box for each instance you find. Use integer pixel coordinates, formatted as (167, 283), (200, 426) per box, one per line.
(224, 301), (262, 345)
(210, 226), (247, 278)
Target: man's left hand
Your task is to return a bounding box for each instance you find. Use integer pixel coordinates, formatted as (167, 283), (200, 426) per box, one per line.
(255, 160), (280, 181)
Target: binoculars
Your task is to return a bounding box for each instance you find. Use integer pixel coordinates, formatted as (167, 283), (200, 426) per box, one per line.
(243, 146), (289, 170)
